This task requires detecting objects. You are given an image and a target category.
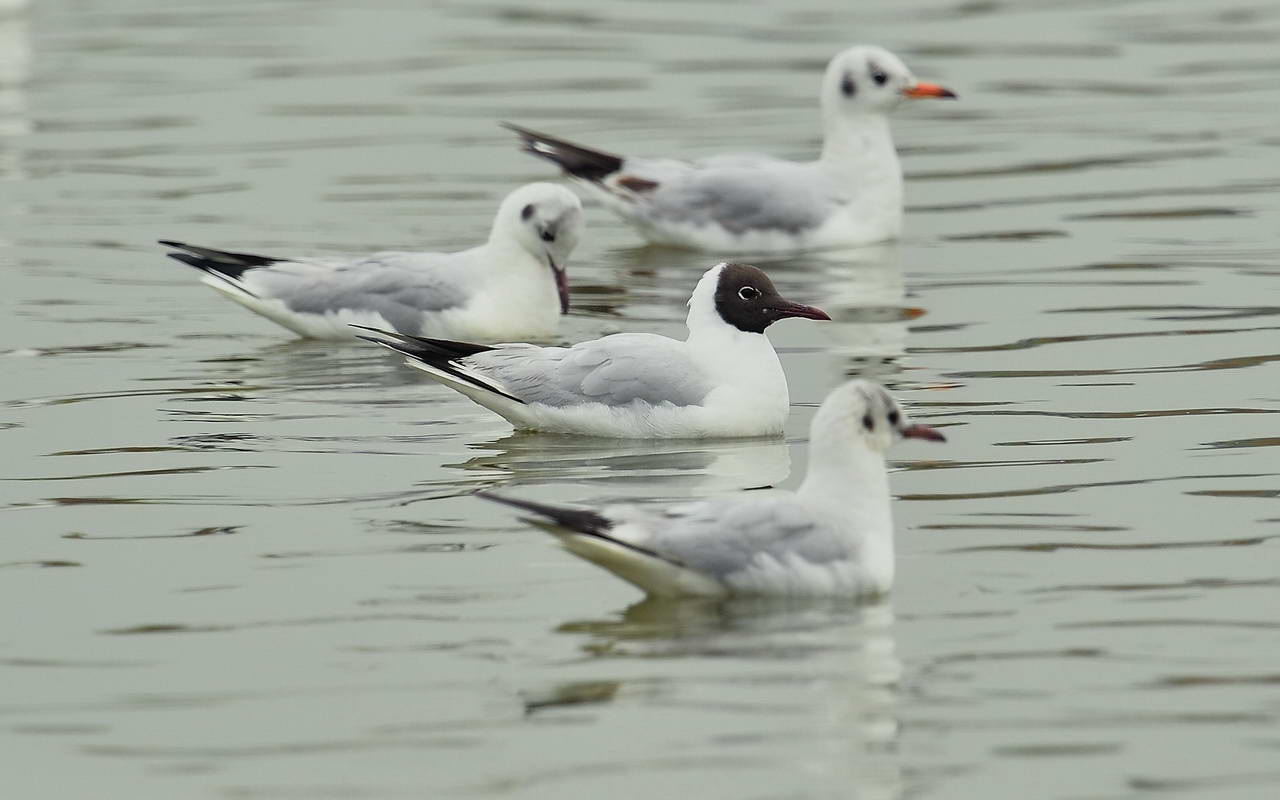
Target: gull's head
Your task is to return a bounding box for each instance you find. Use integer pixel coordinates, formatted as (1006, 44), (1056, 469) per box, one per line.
(814, 379), (945, 454)
(494, 182), (584, 313)
(689, 262), (830, 334)
(821, 45), (956, 117)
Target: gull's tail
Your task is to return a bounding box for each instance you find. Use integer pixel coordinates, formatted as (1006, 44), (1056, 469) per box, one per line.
(352, 325), (524, 405)
(479, 492), (725, 598)
(502, 122), (624, 184)
(158, 240), (281, 285)
(158, 239), (283, 301)
(478, 492), (614, 538)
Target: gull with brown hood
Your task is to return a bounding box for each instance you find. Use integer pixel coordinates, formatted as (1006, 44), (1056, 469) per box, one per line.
(357, 263), (829, 438)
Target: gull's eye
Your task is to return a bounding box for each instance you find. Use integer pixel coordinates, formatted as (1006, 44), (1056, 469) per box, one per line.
(540, 229), (555, 243)
(888, 409), (901, 427)
(862, 413), (875, 432)
(872, 70), (889, 87)
(521, 204), (535, 221)
(738, 286), (760, 301)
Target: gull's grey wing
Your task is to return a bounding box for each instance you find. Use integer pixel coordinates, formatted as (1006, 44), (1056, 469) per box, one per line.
(620, 158), (843, 235)
(464, 333), (713, 408)
(610, 494), (847, 580)
(246, 251), (471, 333)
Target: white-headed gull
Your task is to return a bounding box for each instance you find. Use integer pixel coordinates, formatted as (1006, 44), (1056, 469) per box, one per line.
(357, 262), (829, 438)
(159, 183), (583, 341)
(506, 45), (955, 254)
(483, 380), (946, 597)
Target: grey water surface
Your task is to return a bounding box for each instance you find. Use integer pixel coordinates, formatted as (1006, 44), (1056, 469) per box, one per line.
(3, 0), (1279, 797)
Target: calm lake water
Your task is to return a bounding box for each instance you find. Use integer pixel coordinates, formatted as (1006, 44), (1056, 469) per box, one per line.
(3, 0), (1279, 797)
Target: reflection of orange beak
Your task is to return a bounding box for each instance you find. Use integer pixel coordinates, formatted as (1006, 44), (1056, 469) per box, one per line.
(902, 82), (957, 99)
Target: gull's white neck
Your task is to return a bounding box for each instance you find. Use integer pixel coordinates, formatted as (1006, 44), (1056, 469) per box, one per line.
(798, 423), (895, 589)
(820, 112), (900, 184)
(817, 111), (903, 237)
(475, 232), (545, 281)
(460, 236), (559, 337)
(819, 110), (895, 164)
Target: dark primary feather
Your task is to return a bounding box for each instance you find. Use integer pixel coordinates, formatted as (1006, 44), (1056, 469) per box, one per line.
(350, 325), (495, 359)
(503, 122), (624, 183)
(352, 326), (524, 404)
(479, 492), (678, 564)
(158, 240), (281, 281)
(478, 492), (613, 536)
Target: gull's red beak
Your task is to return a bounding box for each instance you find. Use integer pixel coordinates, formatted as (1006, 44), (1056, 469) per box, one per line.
(770, 301), (831, 322)
(901, 423), (946, 442)
(551, 260), (570, 314)
(902, 82), (957, 99)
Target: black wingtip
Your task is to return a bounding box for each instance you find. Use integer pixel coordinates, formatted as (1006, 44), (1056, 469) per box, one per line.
(353, 329), (416, 356)
(360, 334), (521, 403)
(349, 323), (478, 348)
(477, 491), (613, 536)
(165, 251), (262, 298)
(157, 240), (280, 281)
(501, 122), (624, 183)
(478, 491), (680, 565)
(500, 121), (545, 138)
(351, 324), (403, 349)
(348, 323), (401, 339)
(357, 337), (422, 363)
(500, 121), (539, 145)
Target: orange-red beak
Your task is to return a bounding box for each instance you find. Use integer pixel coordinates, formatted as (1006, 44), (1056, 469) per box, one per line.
(902, 82), (957, 99)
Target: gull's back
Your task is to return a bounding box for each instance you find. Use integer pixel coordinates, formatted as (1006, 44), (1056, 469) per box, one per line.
(604, 492), (875, 597)
(465, 332), (713, 409)
(238, 249), (476, 336)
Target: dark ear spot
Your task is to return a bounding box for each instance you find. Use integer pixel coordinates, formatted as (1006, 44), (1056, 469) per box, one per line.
(841, 73), (856, 98)
(521, 204), (535, 221)
(862, 413), (875, 432)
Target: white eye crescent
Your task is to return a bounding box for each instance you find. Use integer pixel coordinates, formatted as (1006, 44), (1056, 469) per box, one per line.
(738, 286), (760, 300)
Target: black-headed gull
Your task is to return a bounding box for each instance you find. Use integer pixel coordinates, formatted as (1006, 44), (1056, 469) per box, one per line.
(159, 183), (583, 341)
(357, 263), (829, 438)
(506, 45), (955, 254)
(483, 380), (946, 597)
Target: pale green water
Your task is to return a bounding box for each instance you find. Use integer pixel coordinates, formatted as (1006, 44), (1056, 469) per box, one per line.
(3, 1), (1279, 798)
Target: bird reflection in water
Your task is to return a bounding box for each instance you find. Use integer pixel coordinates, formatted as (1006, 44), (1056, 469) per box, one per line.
(449, 431), (792, 495)
(528, 596), (904, 797)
